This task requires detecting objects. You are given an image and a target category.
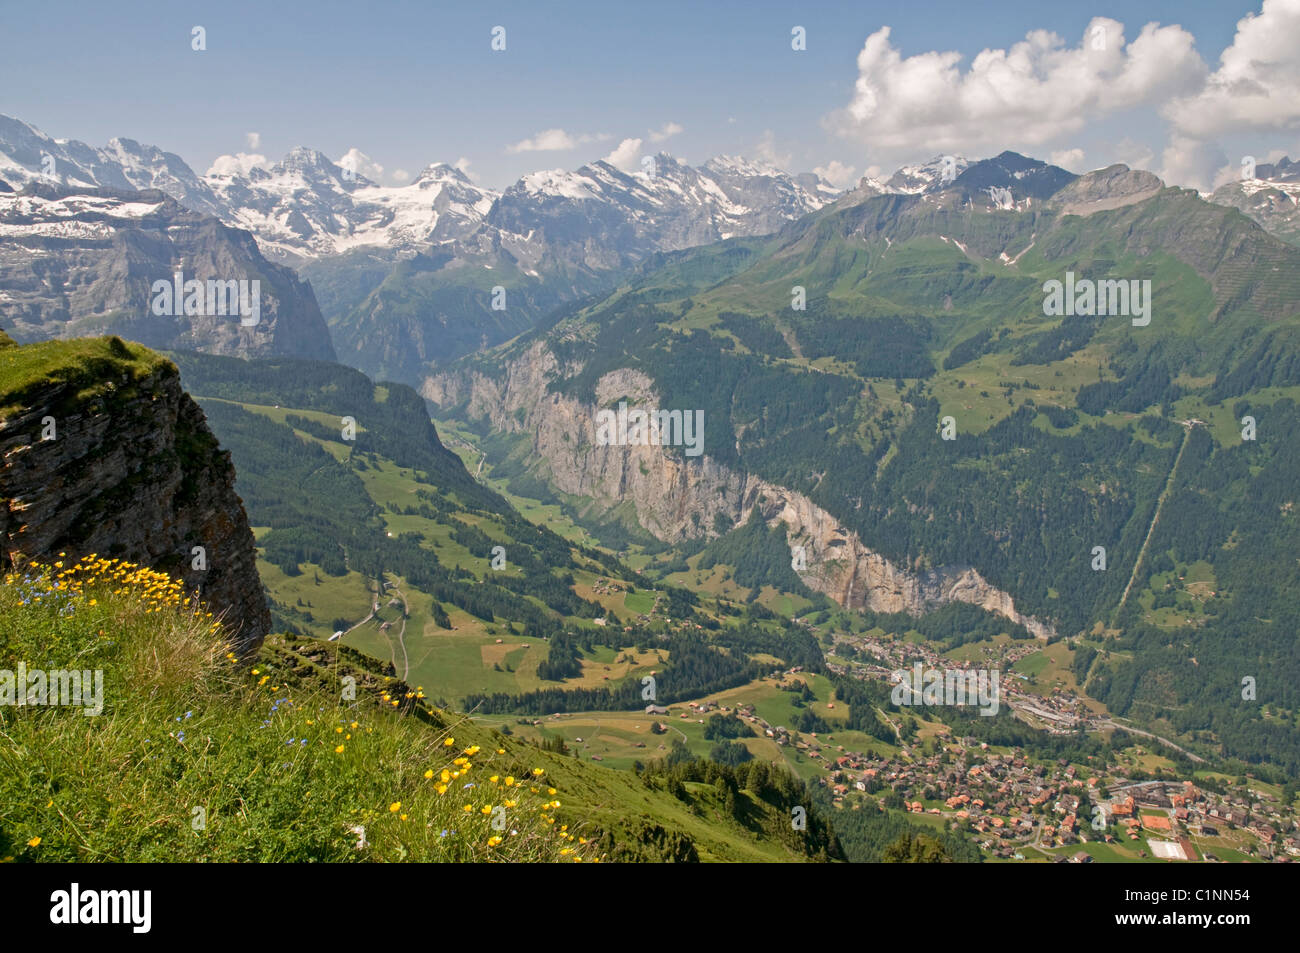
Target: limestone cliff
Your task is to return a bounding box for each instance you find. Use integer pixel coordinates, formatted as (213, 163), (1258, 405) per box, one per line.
(425, 341), (1055, 639)
(0, 334), (271, 652)
(0, 182), (336, 362)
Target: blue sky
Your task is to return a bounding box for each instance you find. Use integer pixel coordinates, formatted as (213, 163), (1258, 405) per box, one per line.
(2, 0), (1297, 190)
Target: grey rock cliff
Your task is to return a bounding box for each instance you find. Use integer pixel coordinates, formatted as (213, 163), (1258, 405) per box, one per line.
(425, 342), (1055, 639)
(0, 183), (336, 361)
(1, 341), (271, 652)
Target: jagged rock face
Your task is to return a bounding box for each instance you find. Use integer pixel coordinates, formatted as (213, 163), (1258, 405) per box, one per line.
(0, 116), (837, 267)
(1050, 165), (1165, 217)
(0, 114), (225, 218)
(486, 155), (836, 271)
(0, 357), (270, 652)
(424, 343), (1055, 639)
(1210, 157), (1300, 246)
(0, 183), (336, 361)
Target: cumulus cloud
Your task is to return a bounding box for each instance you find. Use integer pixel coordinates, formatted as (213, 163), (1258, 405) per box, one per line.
(604, 137), (643, 173)
(1160, 135), (1230, 192)
(506, 128), (609, 153)
(1165, 0), (1300, 139)
(828, 18), (1205, 163)
(1111, 138), (1158, 173)
(1049, 148), (1085, 171)
(453, 157), (479, 181)
(754, 130), (792, 169)
(1160, 0), (1300, 189)
(245, 132), (261, 151)
(813, 160), (859, 188)
(391, 169), (412, 183)
(337, 147), (383, 181)
(649, 121), (684, 143)
(206, 152), (269, 177)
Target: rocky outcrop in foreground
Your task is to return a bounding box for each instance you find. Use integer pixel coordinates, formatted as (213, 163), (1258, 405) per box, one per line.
(0, 334), (271, 652)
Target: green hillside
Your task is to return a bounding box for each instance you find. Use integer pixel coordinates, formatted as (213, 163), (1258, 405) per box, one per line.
(435, 165), (1300, 777)
(0, 554), (840, 862)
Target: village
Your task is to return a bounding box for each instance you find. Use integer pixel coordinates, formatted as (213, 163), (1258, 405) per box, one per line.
(544, 581), (1297, 862)
(659, 686), (1300, 863)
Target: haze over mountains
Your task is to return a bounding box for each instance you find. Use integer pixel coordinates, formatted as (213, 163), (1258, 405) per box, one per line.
(5, 111), (1299, 375)
(0, 114), (839, 263)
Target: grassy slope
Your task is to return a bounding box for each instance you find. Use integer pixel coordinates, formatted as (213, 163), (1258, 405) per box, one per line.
(0, 335), (171, 418)
(0, 556), (830, 863)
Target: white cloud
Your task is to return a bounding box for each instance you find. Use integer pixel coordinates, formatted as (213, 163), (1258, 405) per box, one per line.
(337, 147), (383, 181)
(604, 137), (643, 173)
(391, 169), (412, 183)
(813, 160), (858, 188)
(245, 132), (261, 151)
(1112, 138), (1157, 173)
(206, 152), (269, 177)
(754, 130), (791, 169)
(1049, 148), (1085, 171)
(828, 18), (1205, 164)
(1161, 135), (1231, 192)
(1159, 0), (1300, 189)
(1201, 147), (1300, 191)
(506, 128), (609, 153)
(649, 121), (684, 143)
(454, 157), (479, 181)
(1165, 0), (1300, 139)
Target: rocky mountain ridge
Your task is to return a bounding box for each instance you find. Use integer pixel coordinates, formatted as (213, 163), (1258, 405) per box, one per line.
(424, 341), (1055, 639)
(0, 114), (839, 265)
(0, 181), (336, 361)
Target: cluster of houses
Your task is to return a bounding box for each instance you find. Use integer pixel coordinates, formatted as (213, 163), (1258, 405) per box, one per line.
(827, 630), (1092, 733)
(810, 742), (1300, 861)
(1096, 780), (1295, 856)
(590, 578), (626, 597)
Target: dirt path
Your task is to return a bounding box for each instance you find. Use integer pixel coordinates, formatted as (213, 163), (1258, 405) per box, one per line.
(390, 582), (410, 681)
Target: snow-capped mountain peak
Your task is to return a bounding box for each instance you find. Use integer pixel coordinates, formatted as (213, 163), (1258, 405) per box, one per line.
(703, 154), (786, 179)
(0, 115), (846, 264)
(884, 154), (972, 194)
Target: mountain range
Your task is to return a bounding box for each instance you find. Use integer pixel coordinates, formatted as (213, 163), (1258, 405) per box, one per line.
(5, 104), (1300, 864)
(0, 114), (838, 264)
(422, 146), (1300, 774)
(5, 113), (1299, 374)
